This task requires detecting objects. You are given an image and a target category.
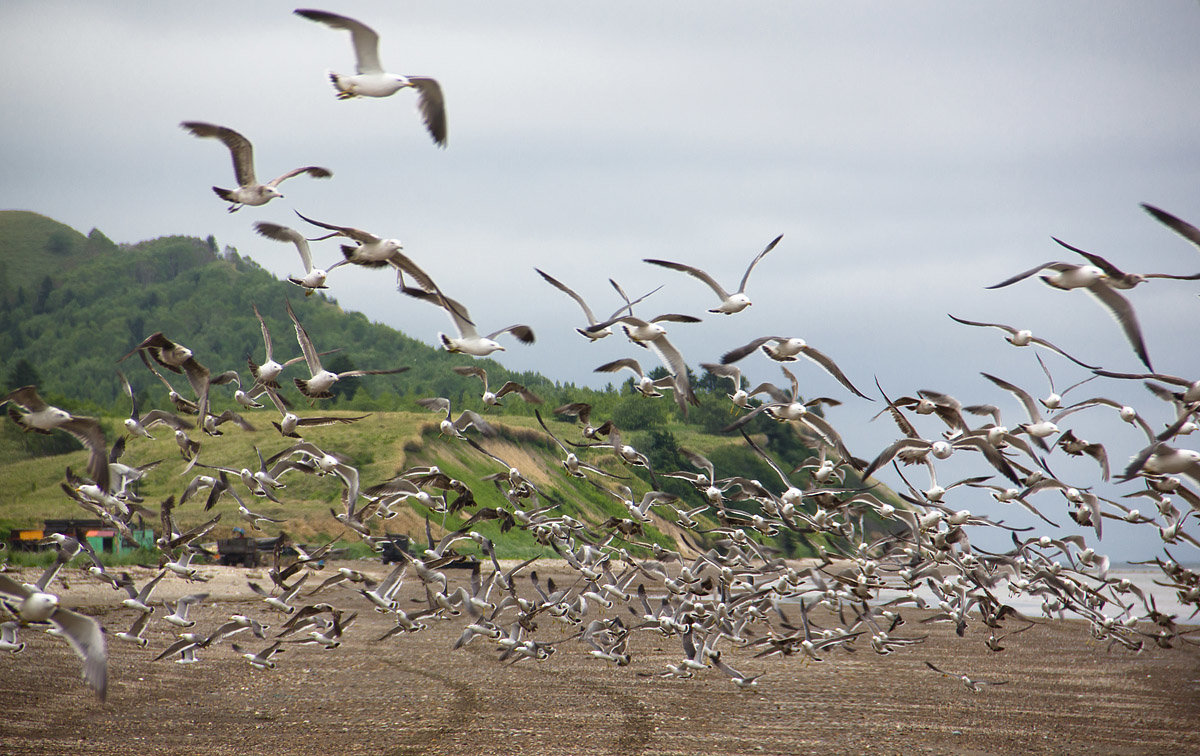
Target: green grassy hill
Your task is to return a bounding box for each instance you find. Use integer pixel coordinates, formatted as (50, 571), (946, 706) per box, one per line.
(0, 211), (886, 559)
(0, 408), (847, 560)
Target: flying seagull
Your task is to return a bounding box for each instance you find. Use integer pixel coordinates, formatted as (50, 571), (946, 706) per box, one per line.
(594, 358), (677, 399)
(924, 660), (1009, 692)
(117, 369), (192, 440)
(643, 233), (782, 314)
(295, 8), (447, 147)
(401, 286), (534, 357)
(985, 238), (1179, 371)
(286, 299), (409, 399)
(292, 211), (460, 315)
(262, 385), (368, 438)
(947, 315), (1100, 370)
(416, 396), (495, 439)
(534, 268), (661, 341)
(720, 336), (870, 400)
(1048, 236), (1200, 290)
(254, 222), (336, 295)
(120, 332), (238, 434)
(2, 386), (110, 492)
(247, 302), (340, 393)
(180, 121), (331, 211)
(0, 574), (107, 700)
(452, 365), (542, 407)
(584, 316), (698, 415)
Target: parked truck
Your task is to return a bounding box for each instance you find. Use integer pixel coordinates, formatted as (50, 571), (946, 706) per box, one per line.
(216, 534), (296, 567)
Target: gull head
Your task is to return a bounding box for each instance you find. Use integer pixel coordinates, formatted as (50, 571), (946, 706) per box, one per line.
(19, 591), (59, 622)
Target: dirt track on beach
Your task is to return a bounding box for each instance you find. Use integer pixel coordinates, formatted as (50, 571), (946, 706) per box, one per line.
(2, 561), (1198, 756)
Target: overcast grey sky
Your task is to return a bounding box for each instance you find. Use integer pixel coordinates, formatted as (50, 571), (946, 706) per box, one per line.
(3, 1), (1199, 560)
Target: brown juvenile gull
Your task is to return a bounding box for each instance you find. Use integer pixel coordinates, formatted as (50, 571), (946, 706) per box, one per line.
(120, 332), (237, 432)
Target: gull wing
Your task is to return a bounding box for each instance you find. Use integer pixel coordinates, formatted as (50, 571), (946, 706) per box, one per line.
(985, 261), (1070, 290)
(264, 165), (332, 189)
(595, 358), (645, 378)
(485, 324), (535, 344)
(737, 233), (783, 293)
(1143, 203), (1200, 249)
(1051, 237), (1126, 278)
(50, 606), (108, 701)
(980, 372), (1042, 424)
(251, 302), (275, 363)
(410, 77), (447, 147)
(797, 344), (870, 400)
(117, 369), (139, 423)
(294, 210), (381, 245)
(59, 416), (110, 493)
(295, 9), (384, 74)
(536, 269), (600, 325)
(646, 333), (698, 413)
(494, 382), (542, 403)
(720, 336), (780, 365)
(644, 258), (730, 300)
(181, 121), (257, 187)
(1, 385), (49, 412)
(285, 298), (324, 375)
(402, 287), (479, 339)
(1084, 282), (1153, 371)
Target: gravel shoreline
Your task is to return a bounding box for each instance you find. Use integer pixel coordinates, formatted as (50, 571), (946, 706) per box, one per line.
(2, 561), (1198, 755)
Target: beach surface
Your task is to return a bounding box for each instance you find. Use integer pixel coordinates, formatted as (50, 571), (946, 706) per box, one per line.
(2, 560), (1198, 756)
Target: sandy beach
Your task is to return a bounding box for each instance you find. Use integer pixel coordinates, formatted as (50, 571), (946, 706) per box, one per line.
(2, 560), (1198, 756)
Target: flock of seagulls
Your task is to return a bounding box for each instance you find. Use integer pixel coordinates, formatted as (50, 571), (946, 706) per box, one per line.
(2, 7), (1200, 706)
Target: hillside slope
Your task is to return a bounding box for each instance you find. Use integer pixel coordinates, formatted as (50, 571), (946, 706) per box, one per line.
(0, 211), (547, 412)
(0, 211), (884, 558)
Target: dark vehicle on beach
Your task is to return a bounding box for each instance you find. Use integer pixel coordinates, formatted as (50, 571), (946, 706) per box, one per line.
(378, 534), (481, 575)
(378, 535), (412, 564)
(217, 534), (297, 567)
